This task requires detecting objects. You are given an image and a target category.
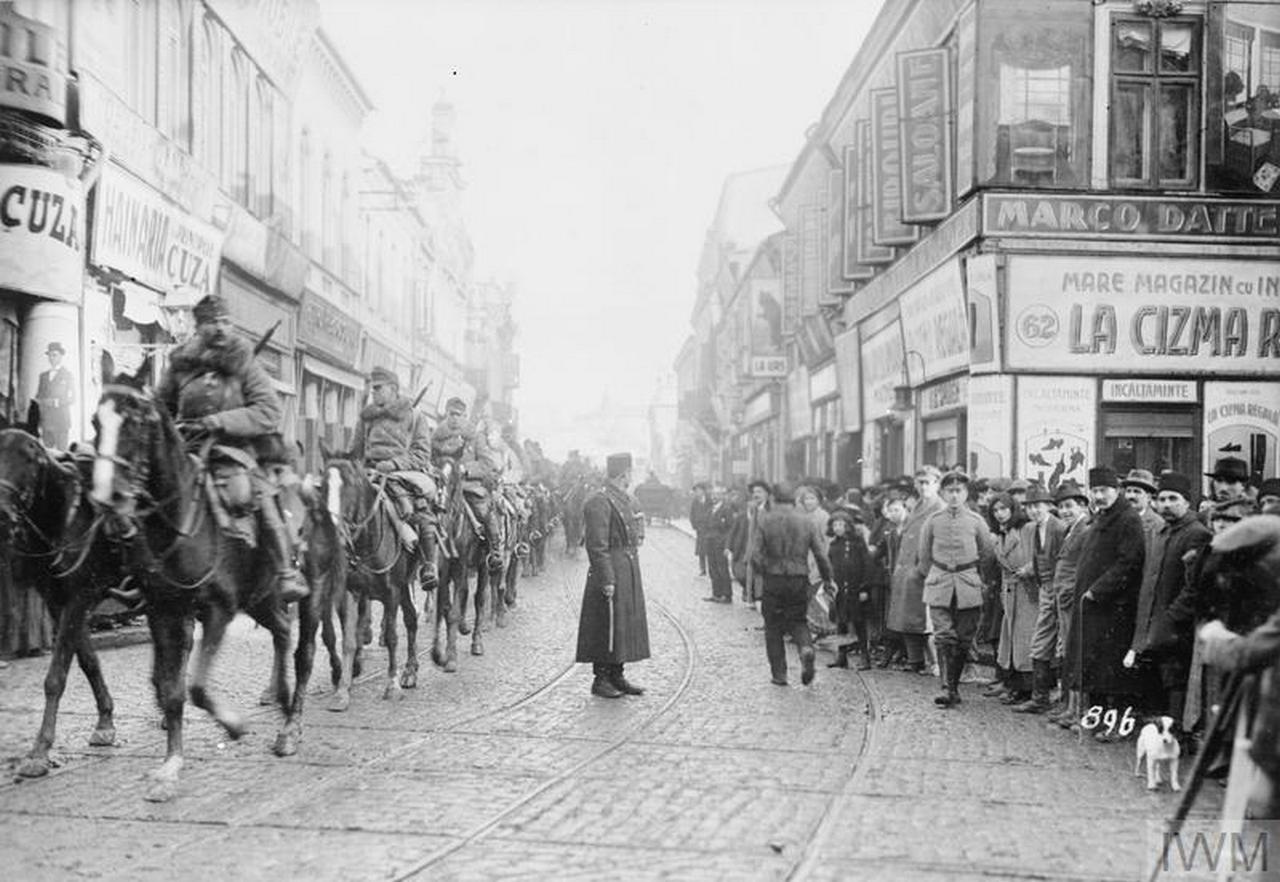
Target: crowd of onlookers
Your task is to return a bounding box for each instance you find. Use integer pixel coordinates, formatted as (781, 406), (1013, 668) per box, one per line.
(688, 456), (1280, 753)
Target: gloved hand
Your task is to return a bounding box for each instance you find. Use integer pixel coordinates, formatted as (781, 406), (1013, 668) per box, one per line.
(375, 461), (395, 473)
(602, 583), (615, 600)
(198, 414), (220, 432)
(1122, 649), (1137, 669)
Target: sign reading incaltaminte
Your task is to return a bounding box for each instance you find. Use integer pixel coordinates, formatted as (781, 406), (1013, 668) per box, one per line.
(1007, 256), (1280, 375)
(92, 166), (223, 298)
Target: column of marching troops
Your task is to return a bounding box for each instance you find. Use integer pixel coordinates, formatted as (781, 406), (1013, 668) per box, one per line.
(687, 458), (1280, 816)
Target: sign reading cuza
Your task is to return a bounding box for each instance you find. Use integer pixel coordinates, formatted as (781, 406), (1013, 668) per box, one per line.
(0, 6), (67, 126)
(749, 355), (787, 378)
(1006, 256), (1280, 375)
(896, 47), (952, 224)
(0, 164), (83, 303)
(984, 193), (1280, 243)
(93, 166), (223, 298)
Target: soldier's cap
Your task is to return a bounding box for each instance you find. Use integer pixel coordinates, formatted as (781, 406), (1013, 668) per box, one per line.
(1259, 477), (1280, 501)
(1156, 471), (1194, 502)
(369, 366), (399, 387)
(1121, 468), (1158, 494)
(192, 294), (230, 324)
(45, 341), (64, 355)
(914, 465), (941, 482)
(606, 452), (632, 479)
(1053, 481), (1089, 505)
(939, 470), (969, 489)
(445, 396), (467, 413)
(1206, 457), (1249, 483)
(988, 476), (1012, 493)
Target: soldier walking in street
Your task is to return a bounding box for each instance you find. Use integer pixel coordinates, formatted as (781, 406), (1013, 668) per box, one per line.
(753, 481), (833, 687)
(918, 471), (995, 708)
(577, 452), (650, 698)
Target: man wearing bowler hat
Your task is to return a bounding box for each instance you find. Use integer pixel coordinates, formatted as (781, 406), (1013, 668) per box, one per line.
(1206, 456), (1251, 504)
(576, 452), (650, 698)
(918, 470), (995, 707)
(35, 341), (75, 449)
(1126, 471), (1210, 726)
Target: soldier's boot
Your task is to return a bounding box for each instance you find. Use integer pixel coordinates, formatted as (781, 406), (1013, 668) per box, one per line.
(261, 494), (308, 604)
(948, 646), (966, 705)
(933, 648), (955, 707)
(590, 663), (622, 699)
(414, 513), (439, 589)
(1012, 659), (1054, 714)
(610, 664), (644, 696)
(393, 493), (418, 549)
(856, 623), (873, 671)
(485, 511), (505, 573)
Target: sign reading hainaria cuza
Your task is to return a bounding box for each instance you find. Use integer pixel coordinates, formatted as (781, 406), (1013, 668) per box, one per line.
(896, 47), (952, 224)
(92, 167), (223, 298)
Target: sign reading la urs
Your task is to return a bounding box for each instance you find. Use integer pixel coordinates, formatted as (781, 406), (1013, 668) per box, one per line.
(985, 193), (1280, 242)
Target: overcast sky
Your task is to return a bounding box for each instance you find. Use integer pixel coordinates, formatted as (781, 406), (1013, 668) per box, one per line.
(320, 0), (880, 458)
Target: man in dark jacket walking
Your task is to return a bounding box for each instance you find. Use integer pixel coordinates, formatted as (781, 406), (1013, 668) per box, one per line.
(577, 452), (650, 698)
(1065, 465), (1145, 737)
(689, 483), (711, 576)
(701, 485), (735, 603)
(1126, 472), (1210, 723)
(754, 482), (833, 686)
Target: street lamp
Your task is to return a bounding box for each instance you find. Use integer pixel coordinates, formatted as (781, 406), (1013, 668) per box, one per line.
(891, 350), (928, 415)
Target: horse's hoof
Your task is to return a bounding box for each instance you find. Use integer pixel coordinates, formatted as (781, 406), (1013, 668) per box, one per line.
(16, 757), (50, 778)
(222, 717), (249, 741)
(272, 732), (298, 757)
(352, 658), (363, 679)
(459, 620), (472, 636)
(471, 640), (485, 657)
(400, 670), (418, 690)
(382, 682), (402, 701)
(143, 778), (178, 803)
(496, 612), (508, 629)
(258, 686), (277, 706)
(327, 692), (350, 712)
(444, 654), (458, 674)
(431, 648), (445, 669)
(88, 727), (117, 747)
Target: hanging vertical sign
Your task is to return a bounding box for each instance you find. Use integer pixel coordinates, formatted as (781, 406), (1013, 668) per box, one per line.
(954, 4), (977, 198)
(897, 47), (953, 224)
(781, 231), (800, 336)
(799, 204), (823, 316)
(827, 169), (854, 296)
(856, 119), (894, 268)
(871, 88), (918, 246)
(842, 143), (873, 282)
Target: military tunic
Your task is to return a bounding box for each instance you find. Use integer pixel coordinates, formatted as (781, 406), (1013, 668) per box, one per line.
(575, 483), (650, 664)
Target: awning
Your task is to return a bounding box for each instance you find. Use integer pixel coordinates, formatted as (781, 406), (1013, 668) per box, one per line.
(301, 354), (364, 390)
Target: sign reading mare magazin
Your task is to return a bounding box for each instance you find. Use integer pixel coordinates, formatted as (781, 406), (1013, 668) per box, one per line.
(92, 166), (224, 298)
(1006, 256), (1280, 375)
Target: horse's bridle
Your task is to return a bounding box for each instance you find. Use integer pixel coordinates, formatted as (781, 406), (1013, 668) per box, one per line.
(328, 463), (404, 577)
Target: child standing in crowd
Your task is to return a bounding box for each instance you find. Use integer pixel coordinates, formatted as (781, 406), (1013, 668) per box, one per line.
(827, 508), (872, 670)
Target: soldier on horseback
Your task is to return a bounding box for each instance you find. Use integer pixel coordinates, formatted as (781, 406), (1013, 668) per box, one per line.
(155, 294), (308, 604)
(351, 366), (440, 589)
(431, 395), (504, 569)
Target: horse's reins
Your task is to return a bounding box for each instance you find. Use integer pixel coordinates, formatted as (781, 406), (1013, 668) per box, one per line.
(341, 472), (404, 577)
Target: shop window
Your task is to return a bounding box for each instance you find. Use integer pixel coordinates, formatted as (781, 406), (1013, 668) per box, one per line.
(1210, 3), (1280, 193)
(976, 0), (1092, 188)
(1102, 409), (1198, 476)
(923, 416), (962, 472)
(1110, 17), (1201, 190)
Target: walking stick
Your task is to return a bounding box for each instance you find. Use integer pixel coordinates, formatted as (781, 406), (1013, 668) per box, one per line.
(608, 593), (616, 655)
(1146, 670), (1247, 882)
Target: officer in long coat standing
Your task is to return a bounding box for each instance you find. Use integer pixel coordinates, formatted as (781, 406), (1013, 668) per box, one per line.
(577, 452), (651, 698)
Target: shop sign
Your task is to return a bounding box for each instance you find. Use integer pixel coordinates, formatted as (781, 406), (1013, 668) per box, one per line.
(220, 271), (296, 348)
(1102, 379), (1198, 404)
(786, 367), (811, 439)
(827, 169), (855, 294)
(967, 374), (1013, 478)
(919, 375), (969, 420)
(1203, 383), (1280, 486)
(965, 253), (999, 374)
(809, 361), (837, 402)
(1006, 256), (1280, 375)
(860, 318), (904, 418)
(93, 166), (223, 298)
(840, 142), (873, 282)
(983, 193), (1280, 244)
(361, 333), (397, 374)
(799, 204), (823, 316)
(0, 6), (67, 125)
(748, 355), (787, 378)
(896, 47), (952, 224)
(298, 292), (360, 366)
(834, 326), (861, 430)
(781, 231), (800, 336)
(0, 164), (83, 303)
(1017, 376), (1095, 491)
(853, 120), (893, 269)
(742, 389), (775, 426)
(871, 88), (918, 247)
(899, 257), (968, 383)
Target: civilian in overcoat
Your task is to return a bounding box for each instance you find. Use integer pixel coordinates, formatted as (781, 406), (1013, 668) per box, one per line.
(577, 452), (651, 698)
(887, 467), (944, 669)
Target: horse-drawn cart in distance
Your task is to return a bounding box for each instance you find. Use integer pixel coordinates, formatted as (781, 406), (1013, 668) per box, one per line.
(634, 480), (676, 525)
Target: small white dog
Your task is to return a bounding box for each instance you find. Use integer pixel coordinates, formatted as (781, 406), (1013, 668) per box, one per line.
(1135, 716), (1182, 792)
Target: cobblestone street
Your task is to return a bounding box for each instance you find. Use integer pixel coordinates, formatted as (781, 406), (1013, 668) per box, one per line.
(0, 526), (1218, 881)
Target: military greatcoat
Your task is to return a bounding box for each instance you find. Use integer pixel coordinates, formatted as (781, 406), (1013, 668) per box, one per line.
(576, 483), (651, 664)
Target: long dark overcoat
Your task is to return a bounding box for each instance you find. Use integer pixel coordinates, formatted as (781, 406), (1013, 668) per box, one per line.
(887, 496), (943, 635)
(1064, 495), (1145, 694)
(576, 484), (651, 664)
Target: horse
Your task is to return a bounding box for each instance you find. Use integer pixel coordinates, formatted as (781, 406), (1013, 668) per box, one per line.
(89, 375), (303, 801)
(432, 466), (488, 669)
(0, 425), (134, 778)
(475, 487), (522, 630)
(317, 452), (421, 702)
(523, 485), (549, 578)
(558, 478), (589, 558)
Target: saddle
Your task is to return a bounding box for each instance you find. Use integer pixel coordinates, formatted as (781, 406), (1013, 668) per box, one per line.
(204, 444), (259, 547)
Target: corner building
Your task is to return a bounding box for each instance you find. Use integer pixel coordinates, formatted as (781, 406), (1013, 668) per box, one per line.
(775, 0), (1280, 496)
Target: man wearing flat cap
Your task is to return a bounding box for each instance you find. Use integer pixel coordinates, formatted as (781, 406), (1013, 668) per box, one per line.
(1010, 483), (1066, 714)
(1122, 469), (1163, 542)
(352, 366), (439, 588)
(156, 294), (307, 603)
(35, 341), (75, 449)
(1063, 465), (1145, 735)
(1126, 471), (1210, 727)
(918, 470), (996, 707)
(577, 452), (650, 698)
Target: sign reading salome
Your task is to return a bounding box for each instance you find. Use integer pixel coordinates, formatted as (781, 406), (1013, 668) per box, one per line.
(92, 166), (224, 298)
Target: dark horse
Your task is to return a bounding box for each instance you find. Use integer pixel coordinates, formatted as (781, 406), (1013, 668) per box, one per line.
(432, 467), (488, 670)
(90, 377), (307, 801)
(317, 452), (421, 703)
(0, 425), (132, 777)
(558, 478), (589, 557)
